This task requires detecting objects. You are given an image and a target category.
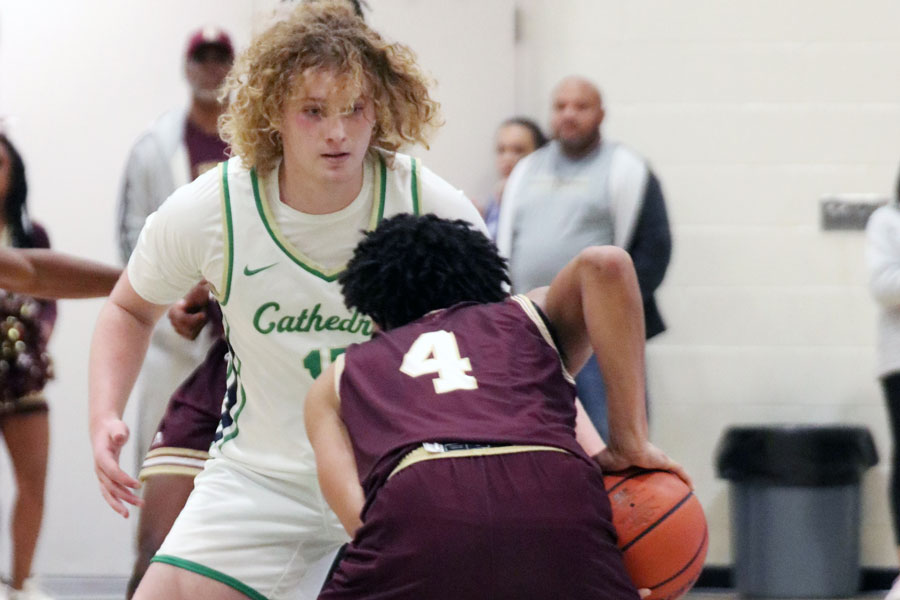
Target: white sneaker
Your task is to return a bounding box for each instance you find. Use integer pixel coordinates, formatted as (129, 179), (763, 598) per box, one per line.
(886, 575), (900, 600)
(6, 580), (53, 600)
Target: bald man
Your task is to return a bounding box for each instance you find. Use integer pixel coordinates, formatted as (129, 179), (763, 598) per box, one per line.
(496, 76), (671, 441)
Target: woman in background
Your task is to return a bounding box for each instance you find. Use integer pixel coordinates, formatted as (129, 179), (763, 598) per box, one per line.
(0, 133), (106, 600)
(0, 134), (118, 600)
(865, 169), (900, 600)
(481, 117), (546, 239)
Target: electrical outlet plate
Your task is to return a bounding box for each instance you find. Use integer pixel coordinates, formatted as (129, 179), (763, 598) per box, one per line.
(820, 194), (888, 231)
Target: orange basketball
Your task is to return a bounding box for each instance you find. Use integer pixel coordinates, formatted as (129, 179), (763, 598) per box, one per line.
(603, 467), (708, 600)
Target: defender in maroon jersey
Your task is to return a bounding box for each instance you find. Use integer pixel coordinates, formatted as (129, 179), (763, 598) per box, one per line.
(305, 214), (689, 600)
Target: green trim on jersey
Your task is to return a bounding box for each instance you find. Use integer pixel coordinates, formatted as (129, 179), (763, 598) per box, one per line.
(219, 161), (235, 306)
(151, 555), (267, 600)
(250, 155), (387, 282)
(410, 156), (421, 215)
(372, 154), (387, 226)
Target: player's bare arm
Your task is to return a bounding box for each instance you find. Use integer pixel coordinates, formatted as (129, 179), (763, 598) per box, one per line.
(0, 248), (121, 299)
(0, 246), (37, 290)
(89, 272), (168, 517)
(305, 362), (365, 536)
(533, 246), (691, 486)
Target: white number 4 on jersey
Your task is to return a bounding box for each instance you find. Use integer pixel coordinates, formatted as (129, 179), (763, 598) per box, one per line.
(400, 330), (479, 394)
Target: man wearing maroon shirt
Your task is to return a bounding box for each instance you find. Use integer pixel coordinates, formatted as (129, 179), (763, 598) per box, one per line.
(306, 214), (688, 599)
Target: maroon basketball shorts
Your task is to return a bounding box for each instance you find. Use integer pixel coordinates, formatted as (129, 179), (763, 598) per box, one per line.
(138, 338), (228, 481)
(319, 450), (641, 600)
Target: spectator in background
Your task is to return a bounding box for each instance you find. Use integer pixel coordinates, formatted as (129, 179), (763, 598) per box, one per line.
(116, 26), (234, 471)
(0, 134), (57, 600)
(864, 171), (900, 600)
(496, 76), (671, 441)
(481, 118), (546, 239)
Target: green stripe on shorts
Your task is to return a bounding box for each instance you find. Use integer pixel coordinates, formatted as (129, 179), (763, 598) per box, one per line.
(151, 554), (267, 600)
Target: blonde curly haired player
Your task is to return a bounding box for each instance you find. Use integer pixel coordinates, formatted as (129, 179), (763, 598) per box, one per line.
(220, 0), (439, 175)
(88, 1), (487, 599)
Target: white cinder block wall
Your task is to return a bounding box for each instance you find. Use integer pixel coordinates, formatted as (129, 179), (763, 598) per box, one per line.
(2, 0), (898, 581)
(516, 0), (900, 566)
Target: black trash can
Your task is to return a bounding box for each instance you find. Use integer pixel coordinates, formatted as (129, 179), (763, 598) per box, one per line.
(715, 425), (878, 598)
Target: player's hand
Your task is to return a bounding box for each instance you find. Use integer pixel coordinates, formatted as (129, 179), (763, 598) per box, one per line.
(169, 282), (211, 340)
(593, 441), (693, 489)
(91, 416), (142, 518)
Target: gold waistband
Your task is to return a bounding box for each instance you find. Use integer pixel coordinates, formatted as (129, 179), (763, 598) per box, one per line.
(388, 444), (569, 480)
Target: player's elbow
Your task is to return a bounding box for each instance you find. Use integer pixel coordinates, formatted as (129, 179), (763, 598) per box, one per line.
(575, 246), (633, 283)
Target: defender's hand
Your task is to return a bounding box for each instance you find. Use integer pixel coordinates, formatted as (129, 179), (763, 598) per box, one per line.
(168, 282), (211, 340)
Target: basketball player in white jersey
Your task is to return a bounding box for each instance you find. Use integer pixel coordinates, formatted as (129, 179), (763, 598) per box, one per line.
(88, 2), (486, 599)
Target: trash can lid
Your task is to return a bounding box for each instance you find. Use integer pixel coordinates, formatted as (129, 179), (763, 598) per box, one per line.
(715, 424), (879, 486)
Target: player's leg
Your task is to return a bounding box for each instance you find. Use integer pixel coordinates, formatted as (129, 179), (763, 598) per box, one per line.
(133, 563), (248, 600)
(127, 474), (195, 599)
(143, 458), (345, 600)
(0, 408), (49, 591)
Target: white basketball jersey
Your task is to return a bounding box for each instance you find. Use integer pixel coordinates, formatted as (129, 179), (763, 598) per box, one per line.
(211, 152), (424, 478)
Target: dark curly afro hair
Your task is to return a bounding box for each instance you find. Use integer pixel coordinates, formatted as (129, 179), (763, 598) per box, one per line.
(339, 214), (510, 330)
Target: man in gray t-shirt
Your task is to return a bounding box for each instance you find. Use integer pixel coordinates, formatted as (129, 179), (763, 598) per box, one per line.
(497, 76), (671, 441)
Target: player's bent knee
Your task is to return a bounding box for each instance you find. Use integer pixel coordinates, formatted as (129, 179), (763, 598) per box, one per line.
(577, 245), (632, 281)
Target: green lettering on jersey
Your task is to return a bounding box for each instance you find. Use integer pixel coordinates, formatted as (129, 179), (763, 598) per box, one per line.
(253, 302), (279, 334)
(277, 315), (298, 332)
(252, 301), (373, 336)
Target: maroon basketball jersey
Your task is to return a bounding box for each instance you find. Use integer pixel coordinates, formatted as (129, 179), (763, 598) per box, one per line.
(339, 295), (592, 500)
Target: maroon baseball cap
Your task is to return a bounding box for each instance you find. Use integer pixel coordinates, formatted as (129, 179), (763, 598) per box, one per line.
(185, 26), (234, 60)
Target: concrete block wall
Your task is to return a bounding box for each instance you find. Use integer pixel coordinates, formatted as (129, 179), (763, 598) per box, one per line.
(2, 0), (897, 580)
(515, 0), (900, 565)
